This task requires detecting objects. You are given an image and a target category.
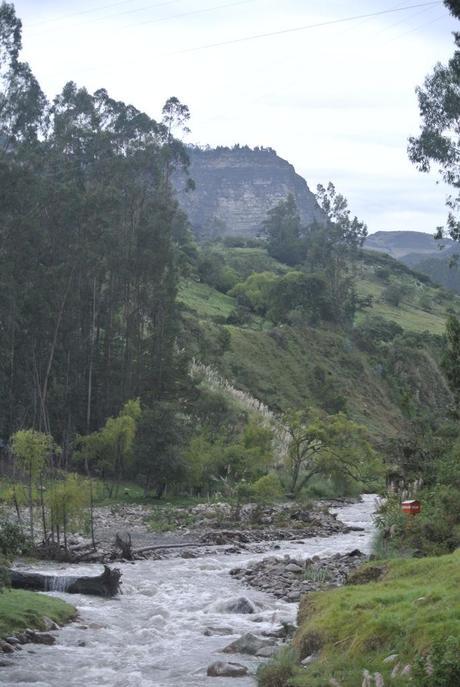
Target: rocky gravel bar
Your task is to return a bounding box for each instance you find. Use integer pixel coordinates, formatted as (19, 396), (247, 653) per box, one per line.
(230, 549), (367, 602)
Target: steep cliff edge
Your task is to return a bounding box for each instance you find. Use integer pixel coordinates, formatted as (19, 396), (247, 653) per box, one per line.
(174, 146), (326, 238)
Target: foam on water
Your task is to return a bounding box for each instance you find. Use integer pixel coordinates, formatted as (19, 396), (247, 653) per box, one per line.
(2, 495), (377, 687)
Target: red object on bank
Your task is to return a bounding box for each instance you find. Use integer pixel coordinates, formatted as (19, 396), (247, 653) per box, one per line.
(401, 500), (421, 516)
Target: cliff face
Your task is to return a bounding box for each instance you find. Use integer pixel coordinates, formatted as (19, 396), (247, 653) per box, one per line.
(174, 147), (326, 238)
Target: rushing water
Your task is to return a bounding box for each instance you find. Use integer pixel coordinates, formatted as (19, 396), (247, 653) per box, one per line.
(3, 496), (377, 687)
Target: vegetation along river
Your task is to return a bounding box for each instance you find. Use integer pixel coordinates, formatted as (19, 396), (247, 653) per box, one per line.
(3, 496), (377, 687)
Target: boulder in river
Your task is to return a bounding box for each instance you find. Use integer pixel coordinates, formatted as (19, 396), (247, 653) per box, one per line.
(24, 630), (56, 645)
(223, 632), (275, 655)
(207, 661), (249, 677)
(218, 596), (256, 614)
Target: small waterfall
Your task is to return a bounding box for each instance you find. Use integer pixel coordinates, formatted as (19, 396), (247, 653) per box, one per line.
(45, 575), (74, 592)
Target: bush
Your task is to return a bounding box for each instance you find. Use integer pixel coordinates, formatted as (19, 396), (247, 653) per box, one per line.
(257, 647), (298, 687)
(382, 283), (407, 307)
(353, 315), (404, 351)
(0, 521), (32, 592)
(0, 521), (32, 558)
(413, 636), (460, 687)
(375, 267), (391, 282)
(251, 474), (283, 503)
(374, 486), (460, 556)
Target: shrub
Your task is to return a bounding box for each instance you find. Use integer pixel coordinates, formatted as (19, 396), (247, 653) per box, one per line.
(251, 474), (283, 503)
(257, 647), (299, 687)
(0, 521), (32, 592)
(353, 315), (404, 351)
(413, 636), (460, 687)
(0, 521), (32, 558)
(375, 267), (391, 282)
(382, 283), (407, 307)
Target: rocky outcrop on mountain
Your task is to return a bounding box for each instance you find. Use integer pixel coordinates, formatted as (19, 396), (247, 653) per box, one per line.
(174, 146), (326, 238)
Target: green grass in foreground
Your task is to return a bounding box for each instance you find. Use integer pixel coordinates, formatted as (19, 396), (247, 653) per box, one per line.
(259, 550), (460, 687)
(0, 589), (76, 639)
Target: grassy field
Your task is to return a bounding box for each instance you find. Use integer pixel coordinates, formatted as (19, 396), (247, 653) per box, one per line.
(178, 280), (235, 319)
(357, 274), (452, 335)
(259, 550), (460, 687)
(0, 589), (76, 639)
(182, 246), (458, 335)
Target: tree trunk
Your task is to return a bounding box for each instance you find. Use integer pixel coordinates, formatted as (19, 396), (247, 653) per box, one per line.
(9, 565), (121, 597)
(28, 463), (34, 540)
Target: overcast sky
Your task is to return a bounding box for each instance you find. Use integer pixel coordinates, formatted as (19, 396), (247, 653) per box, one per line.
(12, 0), (459, 234)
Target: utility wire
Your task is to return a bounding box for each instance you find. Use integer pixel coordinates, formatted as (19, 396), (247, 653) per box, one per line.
(28, 0), (259, 36)
(259, 2), (440, 87)
(386, 10), (447, 41)
(126, 0), (257, 28)
(29, 0), (142, 27)
(168, 1), (442, 55)
(28, 0), (185, 33)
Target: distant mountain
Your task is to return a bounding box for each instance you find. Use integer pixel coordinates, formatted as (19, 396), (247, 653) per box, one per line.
(174, 146), (326, 239)
(365, 230), (458, 260)
(365, 230), (460, 294)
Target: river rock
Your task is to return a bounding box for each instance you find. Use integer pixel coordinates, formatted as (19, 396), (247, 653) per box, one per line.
(204, 626), (234, 636)
(42, 616), (60, 631)
(24, 630), (56, 645)
(383, 654), (399, 664)
(0, 641), (15, 653)
(223, 633), (275, 655)
(219, 597), (256, 614)
(262, 622), (296, 639)
(5, 636), (20, 645)
(256, 645), (279, 658)
(301, 652), (319, 666)
(231, 550), (367, 601)
(207, 661), (249, 677)
(285, 563), (303, 573)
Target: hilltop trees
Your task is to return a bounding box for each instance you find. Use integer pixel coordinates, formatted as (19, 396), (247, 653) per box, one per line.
(259, 184), (367, 326)
(442, 314), (460, 406)
(408, 1), (460, 239)
(264, 194), (305, 265)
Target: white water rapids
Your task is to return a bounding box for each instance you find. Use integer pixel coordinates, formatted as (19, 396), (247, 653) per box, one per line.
(3, 496), (377, 687)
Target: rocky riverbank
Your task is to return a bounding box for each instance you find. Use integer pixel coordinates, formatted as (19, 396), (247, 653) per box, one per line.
(230, 549), (367, 603)
(0, 590), (76, 661)
(18, 498), (362, 564)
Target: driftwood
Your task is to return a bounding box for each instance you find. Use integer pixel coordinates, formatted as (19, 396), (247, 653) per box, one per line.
(35, 540), (99, 563)
(134, 542), (217, 555)
(114, 533), (133, 560)
(10, 565), (121, 597)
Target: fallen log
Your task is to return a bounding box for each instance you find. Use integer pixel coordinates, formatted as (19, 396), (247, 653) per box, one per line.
(10, 565), (121, 597)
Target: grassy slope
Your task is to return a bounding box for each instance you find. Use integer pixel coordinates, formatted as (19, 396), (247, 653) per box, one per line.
(179, 280), (235, 319)
(357, 261), (453, 335)
(179, 246), (456, 438)
(288, 550), (460, 686)
(0, 589), (76, 638)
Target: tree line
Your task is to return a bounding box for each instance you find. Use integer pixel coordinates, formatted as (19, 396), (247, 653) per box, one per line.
(0, 3), (194, 450)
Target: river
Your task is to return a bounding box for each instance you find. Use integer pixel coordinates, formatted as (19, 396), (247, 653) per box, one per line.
(3, 495), (377, 687)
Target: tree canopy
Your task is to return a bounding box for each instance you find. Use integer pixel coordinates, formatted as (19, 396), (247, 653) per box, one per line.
(408, 1), (460, 239)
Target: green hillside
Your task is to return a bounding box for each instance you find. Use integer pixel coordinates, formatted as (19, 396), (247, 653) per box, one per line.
(179, 245), (455, 440)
